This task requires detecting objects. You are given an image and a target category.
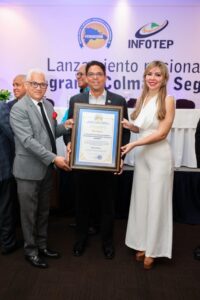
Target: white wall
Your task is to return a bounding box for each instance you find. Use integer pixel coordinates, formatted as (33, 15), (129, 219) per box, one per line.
(0, 1), (200, 107)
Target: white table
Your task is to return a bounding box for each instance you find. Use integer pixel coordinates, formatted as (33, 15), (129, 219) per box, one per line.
(55, 107), (200, 168)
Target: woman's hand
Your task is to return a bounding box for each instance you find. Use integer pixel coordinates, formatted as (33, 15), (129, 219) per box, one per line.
(121, 118), (132, 130)
(121, 118), (139, 133)
(114, 159), (124, 175)
(121, 142), (135, 156)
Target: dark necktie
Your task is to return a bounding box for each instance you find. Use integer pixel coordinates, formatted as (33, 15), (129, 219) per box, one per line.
(38, 102), (57, 154)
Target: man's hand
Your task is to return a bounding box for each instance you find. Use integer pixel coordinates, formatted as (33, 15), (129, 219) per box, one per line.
(53, 156), (71, 171)
(66, 142), (72, 165)
(64, 118), (74, 129)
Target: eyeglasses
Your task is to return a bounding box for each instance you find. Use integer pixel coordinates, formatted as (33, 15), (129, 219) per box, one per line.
(87, 72), (104, 78)
(76, 72), (85, 78)
(28, 81), (48, 89)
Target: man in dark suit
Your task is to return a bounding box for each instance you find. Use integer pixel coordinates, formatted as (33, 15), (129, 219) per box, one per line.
(7, 74), (26, 110)
(65, 60), (130, 259)
(64, 64), (98, 234)
(0, 101), (18, 254)
(7, 75), (27, 229)
(195, 119), (200, 168)
(10, 69), (71, 268)
(194, 118), (200, 260)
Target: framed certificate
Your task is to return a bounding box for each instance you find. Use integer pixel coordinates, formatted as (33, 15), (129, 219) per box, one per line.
(70, 103), (123, 172)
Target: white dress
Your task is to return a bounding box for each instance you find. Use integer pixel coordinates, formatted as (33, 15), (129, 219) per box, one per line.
(125, 95), (174, 258)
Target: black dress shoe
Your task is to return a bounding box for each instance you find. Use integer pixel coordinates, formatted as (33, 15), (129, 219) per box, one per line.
(69, 222), (77, 228)
(103, 245), (115, 259)
(25, 255), (48, 268)
(1, 240), (23, 255)
(88, 226), (98, 236)
(39, 248), (60, 259)
(73, 241), (86, 257)
(193, 246), (200, 260)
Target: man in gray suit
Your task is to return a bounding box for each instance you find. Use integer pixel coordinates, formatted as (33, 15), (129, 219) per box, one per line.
(10, 69), (71, 268)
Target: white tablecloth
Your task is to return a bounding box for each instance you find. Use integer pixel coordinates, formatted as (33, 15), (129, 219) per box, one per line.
(55, 107), (200, 168)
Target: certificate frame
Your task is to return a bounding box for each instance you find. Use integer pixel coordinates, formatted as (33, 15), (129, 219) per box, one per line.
(70, 103), (123, 172)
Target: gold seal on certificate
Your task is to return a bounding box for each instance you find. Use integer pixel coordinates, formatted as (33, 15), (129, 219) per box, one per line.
(70, 103), (123, 172)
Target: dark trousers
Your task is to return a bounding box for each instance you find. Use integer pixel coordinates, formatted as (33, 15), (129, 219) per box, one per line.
(16, 167), (53, 256)
(74, 171), (117, 246)
(0, 178), (16, 249)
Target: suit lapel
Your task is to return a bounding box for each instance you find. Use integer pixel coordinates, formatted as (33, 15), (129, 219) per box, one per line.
(105, 91), (113, 105)
(43, 100), (55, 137)
(26, 96), (49, 134)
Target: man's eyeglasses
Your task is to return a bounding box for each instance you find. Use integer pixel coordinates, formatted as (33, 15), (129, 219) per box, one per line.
(76, 72), (85, 78)
(28, 81), (48, 89)
(87, 72), (104, 78)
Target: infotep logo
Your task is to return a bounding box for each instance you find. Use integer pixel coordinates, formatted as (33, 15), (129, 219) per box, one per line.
(135, 20), (169, 38)
(128, 20), (174, 49)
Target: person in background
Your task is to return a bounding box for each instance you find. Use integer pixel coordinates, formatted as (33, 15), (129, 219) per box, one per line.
(195, 119), (200, 168)
(7, 75), (27, 229)
(76, 64), (90, 93)
(7, 74), (26, 109)
(193, 118), (200, 260)
(10, 69), (71, 268)
(121, 61), (175, 270)
(61, 64), (89, 123)
(0, 101), (19, 254)
(65, 60), (130, 259)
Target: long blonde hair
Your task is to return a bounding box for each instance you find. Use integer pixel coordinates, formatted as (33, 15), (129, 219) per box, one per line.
(131, 60), (169, 121)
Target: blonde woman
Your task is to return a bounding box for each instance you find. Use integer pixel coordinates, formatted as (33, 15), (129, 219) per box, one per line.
(121, 61), (175, 269)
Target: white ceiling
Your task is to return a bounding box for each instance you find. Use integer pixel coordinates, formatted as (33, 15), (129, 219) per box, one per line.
(1, 0), (200, 6)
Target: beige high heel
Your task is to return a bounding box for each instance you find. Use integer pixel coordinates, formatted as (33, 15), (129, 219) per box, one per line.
(144, 256), (154, 270)
(135, 251), (145, 262)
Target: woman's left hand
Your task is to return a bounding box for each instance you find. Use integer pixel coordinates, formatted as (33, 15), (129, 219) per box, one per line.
(114, 159), (124, 175)
(121, 142), (135, 156)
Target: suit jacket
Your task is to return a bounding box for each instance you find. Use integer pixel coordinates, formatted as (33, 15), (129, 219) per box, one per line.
(8, 98), (55, 109)
(63, 90), (130, 147)
(10, 95), (66, 180)
(7, 99), (18, 110)
(0, 102), (15, 181)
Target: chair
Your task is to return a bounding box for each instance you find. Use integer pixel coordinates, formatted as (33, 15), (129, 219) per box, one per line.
(127, 98), (136, 108)
(176, 99), (195, 109)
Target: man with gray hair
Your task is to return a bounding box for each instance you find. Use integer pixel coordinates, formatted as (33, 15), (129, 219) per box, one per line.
(10, 69), (71, 268)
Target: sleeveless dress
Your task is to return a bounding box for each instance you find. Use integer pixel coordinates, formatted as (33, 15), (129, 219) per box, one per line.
(125, 95), (174, 258)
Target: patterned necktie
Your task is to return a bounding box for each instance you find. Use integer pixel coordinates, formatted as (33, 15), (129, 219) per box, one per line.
(38, 102), (57, 154)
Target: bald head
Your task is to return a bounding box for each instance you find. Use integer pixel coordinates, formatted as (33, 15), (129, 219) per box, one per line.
(13, 74), (26, 100)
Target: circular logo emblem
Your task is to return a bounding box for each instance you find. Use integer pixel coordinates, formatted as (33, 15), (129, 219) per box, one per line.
(135, 20), (169, 38)
(78, 18), (112, 49)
